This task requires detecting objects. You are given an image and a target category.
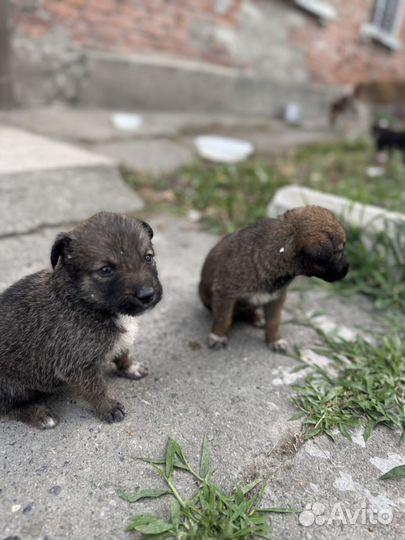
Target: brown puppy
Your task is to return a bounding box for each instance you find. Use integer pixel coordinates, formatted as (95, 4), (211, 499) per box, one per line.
(199, 206), (348, 351)
(0, 212), (162, 428)
(330, 79), (404, 125)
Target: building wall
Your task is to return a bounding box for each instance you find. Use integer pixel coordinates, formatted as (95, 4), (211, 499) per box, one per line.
(9, 0), (405, 108)
(292, 0), (405, 86)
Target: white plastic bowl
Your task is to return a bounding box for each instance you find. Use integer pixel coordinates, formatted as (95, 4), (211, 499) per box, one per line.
(194, 135), (254, 163)
(111, 112), (143, 131)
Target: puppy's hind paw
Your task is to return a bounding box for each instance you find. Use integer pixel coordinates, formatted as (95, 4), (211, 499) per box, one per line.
(208, 333), (228, 350)
(268, 338), (288, 354)
(122, 361), (149, 380)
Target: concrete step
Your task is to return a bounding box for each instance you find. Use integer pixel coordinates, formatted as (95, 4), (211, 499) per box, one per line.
(0, 108), (278, 144)
(0, 127), (143, 237)
(267, 185), (405, 235)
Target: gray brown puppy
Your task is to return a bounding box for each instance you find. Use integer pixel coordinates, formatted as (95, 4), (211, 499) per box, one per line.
(0, 212), (162, 429)
(199, 206), (348, 351)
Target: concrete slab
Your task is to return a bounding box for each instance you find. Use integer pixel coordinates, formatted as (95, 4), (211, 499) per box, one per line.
(0, 166), (143, 237)
(0, 127), (143, 236)
(0, 127), (111, 174)
(0, 215), (400, 540)
(92, 139), (194, 175)
(77, 50), (336, 121)
(266, 430), (405, 540)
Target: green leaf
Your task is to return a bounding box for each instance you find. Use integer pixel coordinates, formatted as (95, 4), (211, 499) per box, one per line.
(170, 499), (181, 530)
(139, 457), (189, 472)
(126, 514), (173, 534)
(200, 434), (210, 478)
(165, 438), (177, 478)
(117, 488), (171, 503)
(379, 465), (405, 480)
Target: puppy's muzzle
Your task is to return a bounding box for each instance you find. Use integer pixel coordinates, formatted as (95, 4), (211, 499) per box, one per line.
(136, 287), (156, 305)
(324, 257), (349, 282)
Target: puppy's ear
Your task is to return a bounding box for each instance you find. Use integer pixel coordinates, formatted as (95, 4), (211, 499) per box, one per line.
(303, 241), (333, 265)
(141, 221), (153, 239)
(50, 233), (71, 269)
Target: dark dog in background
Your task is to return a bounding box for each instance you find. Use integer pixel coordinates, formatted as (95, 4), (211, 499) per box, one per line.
(0, 212), (162, 428)
(199, 206), (348, 352)
(372, 122), (405, 161)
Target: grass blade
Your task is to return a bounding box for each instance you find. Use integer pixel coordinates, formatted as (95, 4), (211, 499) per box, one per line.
(117, 488), (171, 503)
(200, 434), (210, 478)
(240, 478), (262, 495)
(165, 438), (178, 478)
(379, 465), (405, 480)
(139, 457), (190, 472)
(126, 514), (173, 534)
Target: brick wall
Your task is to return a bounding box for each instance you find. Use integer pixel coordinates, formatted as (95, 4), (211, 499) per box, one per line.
(12, 0), (243, 67)
(291, 0), (405, 86)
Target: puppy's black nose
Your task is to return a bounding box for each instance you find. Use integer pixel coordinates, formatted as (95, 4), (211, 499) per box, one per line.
(136, 287), (155, 304)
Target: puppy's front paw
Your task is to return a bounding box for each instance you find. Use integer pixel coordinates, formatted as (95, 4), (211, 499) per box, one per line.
(34, 407), (59, 429)
(208, 332), (228, 350)
(99, 400), (126, 423)
(268, 338), (288, 354)
(122, 361), (149, 380)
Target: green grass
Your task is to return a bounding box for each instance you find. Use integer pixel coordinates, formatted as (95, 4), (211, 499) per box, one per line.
(291, 324), (405, 443)
(118, 436), (298, 539)
(121, 139), (404, 234)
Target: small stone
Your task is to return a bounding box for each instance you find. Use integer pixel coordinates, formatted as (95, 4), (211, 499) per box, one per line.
(11, 504), (21, 513)
(187, 209), (202, 223)
(23, 503), (33, 514)
(188, 340), (202, 351)
(49, 485), (62, 496)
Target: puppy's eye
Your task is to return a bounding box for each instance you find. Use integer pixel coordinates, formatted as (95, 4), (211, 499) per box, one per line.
(144, 253), (154, 263)
(98, 266), (114, 276)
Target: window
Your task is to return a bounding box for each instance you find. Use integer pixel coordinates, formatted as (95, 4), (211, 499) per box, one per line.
(362, 0), (404, 49)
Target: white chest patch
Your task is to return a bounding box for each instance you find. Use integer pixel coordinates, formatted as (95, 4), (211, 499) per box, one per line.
(106, 315), (139, 362)
(245, 291), (281, 307)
